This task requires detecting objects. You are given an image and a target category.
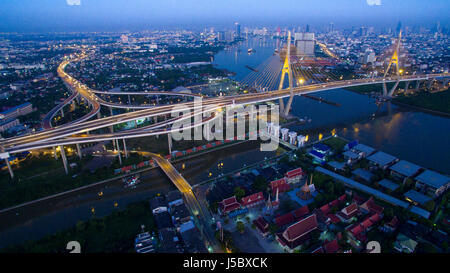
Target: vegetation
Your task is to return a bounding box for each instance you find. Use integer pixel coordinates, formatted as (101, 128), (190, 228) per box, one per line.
(2, 200), (156, 253)
(394, 89), (450, 114)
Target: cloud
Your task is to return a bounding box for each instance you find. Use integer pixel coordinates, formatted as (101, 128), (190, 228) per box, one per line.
(66, 0), (81, 6)
(366, 0), (382, 6)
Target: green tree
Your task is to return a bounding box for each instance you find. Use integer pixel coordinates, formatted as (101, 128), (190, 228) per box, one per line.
(252, 175), (268, 192)
(236, 221), (245, 234)
(233, 187), (246, 200)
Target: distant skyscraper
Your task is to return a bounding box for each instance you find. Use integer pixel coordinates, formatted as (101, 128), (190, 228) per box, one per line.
(235, 22), (241, 39)
(306, 24), (310, 33)
(329, 22), (334, 33)
(217, 31), (225, 41)
(294, 32), (315, 56)
(396, 21), (402, 34)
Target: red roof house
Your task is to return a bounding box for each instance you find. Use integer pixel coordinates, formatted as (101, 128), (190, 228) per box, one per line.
(253, 217), (269, 236)
(270, 178), (290, 193)
(293, 206), (310, 219)
(337, 203), (359, 221)
(285, 168), (305, 183)
(359, 197), (384, 215)
(275, 213), (296, 228)
(218, 196), (241, 215)
(276, 214), (319, 250)
(240, 192), (265, 208)
(323, 239), (340, 253)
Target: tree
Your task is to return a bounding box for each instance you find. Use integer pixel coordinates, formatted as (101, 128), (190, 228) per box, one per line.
(233, 187), (246, 200)
(236, 221), (245, 234)
(252, 175), (268, 192)
(424, 200), (436, 212)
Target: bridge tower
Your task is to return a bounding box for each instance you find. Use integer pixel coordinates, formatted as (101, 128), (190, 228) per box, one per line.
(383, 31), (404, 97)
(277, 31), (294, 117)
(384, 31), (402, 78)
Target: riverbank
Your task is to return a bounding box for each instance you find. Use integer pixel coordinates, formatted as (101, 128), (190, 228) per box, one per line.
(1, 200), (156, 253)
(392, 89), (450, 117)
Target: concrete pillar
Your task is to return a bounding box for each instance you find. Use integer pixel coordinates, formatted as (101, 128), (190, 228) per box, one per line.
(415, 80), (421, 91)
(53, 146), (58, 159)
(60, 108), (64, 118)
(168, 133), (172, 155)
(116, 139), (122, 165)
(382, 82), (388, 96)
(280, 128), (289, 141)
(76, 143), (82, 160)
(279, 98), (285, 114)
(128, 95), (131, 105)
(97, 111), (101, 119)
(297, 135), (306, 147)
(284, 94), (295, 117)
(404, 81), (410, 93)
(288, 131), (297, 145)
(109, 106), (113, 116)
(388, 80), (400, 97)
(122, 138), (128, 158)
(59, 145), (69, 175)
(5, 158), (14, 179)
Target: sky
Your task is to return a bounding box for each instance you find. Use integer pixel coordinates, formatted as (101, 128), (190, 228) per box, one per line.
(0, 0), (448, 32)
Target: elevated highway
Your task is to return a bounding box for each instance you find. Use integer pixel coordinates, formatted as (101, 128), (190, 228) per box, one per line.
(2, 72), (449, 155)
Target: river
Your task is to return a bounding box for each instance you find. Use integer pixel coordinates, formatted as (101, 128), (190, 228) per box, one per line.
(1, 36), (449, 249)
(213, 36), (450, 174)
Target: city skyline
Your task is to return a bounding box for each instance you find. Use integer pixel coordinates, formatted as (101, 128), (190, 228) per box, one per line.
(0, 0), (449, 32)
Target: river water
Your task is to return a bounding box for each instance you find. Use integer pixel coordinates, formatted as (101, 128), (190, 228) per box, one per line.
(1, 37), (449, 249)
(213, 37), (450, 174)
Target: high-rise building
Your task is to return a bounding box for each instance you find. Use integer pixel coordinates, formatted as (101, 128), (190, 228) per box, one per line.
(217, 31), (225, 41)
(234, 22), (241, 39)
(294, 32), (315, 56)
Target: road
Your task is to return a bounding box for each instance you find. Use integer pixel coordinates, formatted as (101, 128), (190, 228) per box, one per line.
(149, 153), (222, 253)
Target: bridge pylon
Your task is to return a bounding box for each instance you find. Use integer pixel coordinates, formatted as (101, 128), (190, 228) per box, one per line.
(384, 31), (402, 78)
(277, 31), (294, 117)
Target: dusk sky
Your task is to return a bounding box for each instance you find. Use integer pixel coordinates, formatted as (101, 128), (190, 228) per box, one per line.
(0, 0), (449, 32)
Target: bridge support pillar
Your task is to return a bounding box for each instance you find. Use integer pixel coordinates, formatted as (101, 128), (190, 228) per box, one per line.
(123, 139), (128, 159)
(279, 98), (285, 114)
(283, 94), (294, 117)
(109, 106), (113, 116)
(388, 80), (401, 97)
(5, 158), (14, 179)
(168, 133), (172, 155)
(53, 146), (58, 159)
(97, 111), (101, 119)
(60, 108), (64, 118)
(427, 78), (435, 90)
(116, 139), (122, 165)
(76, 143), (82, 160)
(382, 82), (388, 96)
(415, 80), (421, 92)
(128, 95), (131, 105)
(404, 81), (410, 94)
(59, 145), (69, 175)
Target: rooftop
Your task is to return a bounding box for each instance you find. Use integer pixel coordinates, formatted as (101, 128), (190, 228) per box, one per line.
(404, 190), (432, 205)
(415, 170), (450, 189)
(378, 179), (400, 191)
(390, 160), (422, 177)
(328, 161), (346, 170)
(367, 151), (397, 166)
(352, 143), (376, 155)
(343, 150), (359, 160)
(352, 168), (374, 182)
